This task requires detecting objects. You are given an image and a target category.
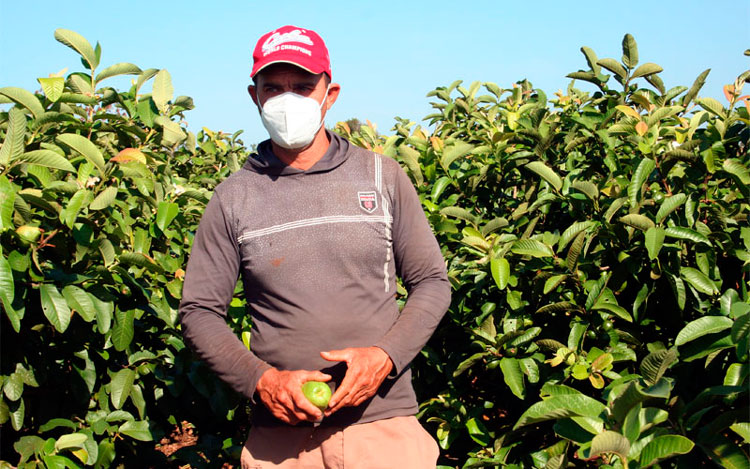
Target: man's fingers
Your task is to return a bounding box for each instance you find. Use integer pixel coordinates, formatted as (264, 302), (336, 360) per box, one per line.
(320, 349), (352, 363)
(303, 371), (332, 383)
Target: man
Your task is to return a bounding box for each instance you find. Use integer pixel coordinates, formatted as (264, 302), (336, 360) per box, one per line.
(179, 25), (451, 468)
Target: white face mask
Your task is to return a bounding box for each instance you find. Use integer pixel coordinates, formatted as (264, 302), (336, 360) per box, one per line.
(259, 86), (329, 149)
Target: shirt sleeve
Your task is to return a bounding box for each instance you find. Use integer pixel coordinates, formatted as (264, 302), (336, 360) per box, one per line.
(373, 163), (452, 375)
(179, 191), (272, 400)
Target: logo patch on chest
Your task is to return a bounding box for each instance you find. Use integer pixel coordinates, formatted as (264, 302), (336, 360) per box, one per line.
(358, 191), (378, 213)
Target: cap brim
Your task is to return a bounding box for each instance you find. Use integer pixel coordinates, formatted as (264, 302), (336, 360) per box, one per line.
(251, 59), (321, 78)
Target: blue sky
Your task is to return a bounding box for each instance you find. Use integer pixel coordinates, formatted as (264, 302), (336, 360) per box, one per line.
(1, 1), (748, 146)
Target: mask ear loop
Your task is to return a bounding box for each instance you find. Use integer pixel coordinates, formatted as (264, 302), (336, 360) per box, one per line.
(313, 84), (332, 132)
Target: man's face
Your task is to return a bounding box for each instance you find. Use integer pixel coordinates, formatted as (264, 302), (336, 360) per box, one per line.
(248, 63), (338, 117)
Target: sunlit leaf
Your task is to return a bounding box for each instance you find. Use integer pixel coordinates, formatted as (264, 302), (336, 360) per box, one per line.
(110, 369), (135, 410)
(40, 284), (71, 333)
(639, 435), (694, 467)
(152, 69), (174, 113)
(525, 161), (562, 192)
(56, 134), (105, 175)
(0, 87), (45, 118)
(0, 108), (27, 166)
(514, 395), (606, 429)
(679, 267), (719, 295)
(675, 316), (732, 346)
(54, 28), (98, 70)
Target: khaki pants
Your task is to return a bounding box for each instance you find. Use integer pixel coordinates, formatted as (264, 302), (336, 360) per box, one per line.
(240, 415), (439, 468)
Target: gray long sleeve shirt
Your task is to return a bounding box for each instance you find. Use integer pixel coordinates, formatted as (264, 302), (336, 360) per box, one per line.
(179, 133), (451, 427)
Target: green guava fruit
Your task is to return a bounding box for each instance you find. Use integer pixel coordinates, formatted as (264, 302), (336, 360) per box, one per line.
(301, 381), (331, 411)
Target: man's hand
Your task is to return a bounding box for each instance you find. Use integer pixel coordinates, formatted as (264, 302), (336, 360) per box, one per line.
(320, 346), (393, 416)
(256, 368), (331, 425)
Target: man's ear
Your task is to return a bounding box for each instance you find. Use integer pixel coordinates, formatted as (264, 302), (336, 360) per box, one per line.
(248, 84), (259, 106)
(324, 83), (341, 111)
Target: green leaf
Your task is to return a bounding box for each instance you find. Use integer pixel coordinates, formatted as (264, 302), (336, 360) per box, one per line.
(639, 435), (694, 467)
(544, 275), (567, 295)
(490, 256), (510, 290)
(655, 193), (687, 224)
(157, 117), (186, 147)
(37, 77), (65, 102)
(700, 434), (749, 469)
(628, 158), (655, 208)
(571, 180), (599, 202)
(558, 220), (597, 251)
(731, 313), (750, 344)
(525, 161), (562, 192)
(511, 239), (554, 258)
(723, 159), (750, 185)
(397, 145), (423, 186)
(89, 186), (118, 211)
(0, 107), (27, 166)
(675, 316), (733, 346)
(619, 214), (655, 231)
(0, 251), (15, 306)
(729, 423), (750, 444)
(0, 87), (45, 118)
(0, 176), (16, 233)
(60, 189), (91, 229)
(640, 349), (678, 385)
(646, 74), (666, 94)
(152, 69), (174, 113)
(514, 394), (606, 429)
(9, 397), (25, 430)
(645, 227), (665, 260)
(680, 267), (719, 296)
(110, 369), (135, 409)
(590, 430), (630, 461)
(724, 363), (748, 386)
(630, 63), (663, 79)
(597, 58), (628, 80)
(623, 403), (642, 443)
(95, 63), (142, 84)
(156, 201), (179, 231)
(696, 97), (726, 119)
(500, 358), (526, 400)
(431, 176), (451, 201)
(56, 134), (105, 175)
(482, 217), (509, 236)
(580, 46), (601, 76)
(440, 206), (477, 226)
(54, 433), (88, 451)
(112, 309), (135, 351)
(54, 29), (98, 70)
(440, 141), (473, 168)
(12, 435), (45, 463)
(665, 226), (710, 245)
(465, 417), (491, 447)
(40, 284), (71, 333)
(621, 34), (639, 68)
(536, 302), (581, 315)
(119, 252), (163, 273)
(453, 352), (486, 377)
(567, 231), (585, 271)
(14, 150), (75, 172)
(118, 420), (153, 441)
(4, 372), (23, 401)
(682, 69), (710, 107)
(62, 286), (96, 322)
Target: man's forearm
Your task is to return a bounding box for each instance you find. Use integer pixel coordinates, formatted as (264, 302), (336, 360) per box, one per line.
(181, 306), (272, 400)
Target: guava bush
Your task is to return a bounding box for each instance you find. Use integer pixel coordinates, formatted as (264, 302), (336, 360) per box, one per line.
(337, 36), (749, 468)
(1, 30), (748, 468)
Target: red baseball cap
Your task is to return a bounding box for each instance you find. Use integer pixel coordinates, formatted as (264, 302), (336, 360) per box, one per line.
(251, 25), (331, 79)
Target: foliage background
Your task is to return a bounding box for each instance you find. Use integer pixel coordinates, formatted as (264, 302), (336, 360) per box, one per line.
(1, 29), (749, 468)
(1, 0), (748, 144)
